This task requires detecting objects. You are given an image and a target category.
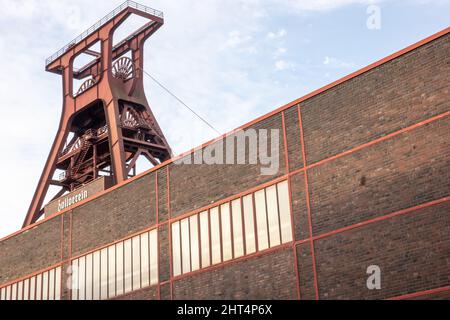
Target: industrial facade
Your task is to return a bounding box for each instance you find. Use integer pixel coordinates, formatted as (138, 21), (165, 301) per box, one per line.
(0, 3), (449, 300)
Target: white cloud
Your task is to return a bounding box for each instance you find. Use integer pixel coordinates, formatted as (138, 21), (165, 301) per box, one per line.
(323, 56), (356, 68)
(223, 30), (253, 49)
(274, 47), (287, 57)
(279, 0), (380, 11)
(267, 29), (287, 39)
(275, 59), (293, 71)
(411, 0), (450, 4)
(274, 0), (450, 12)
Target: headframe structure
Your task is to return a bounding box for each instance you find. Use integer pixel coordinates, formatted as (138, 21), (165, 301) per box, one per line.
(23, 1), (172, 227)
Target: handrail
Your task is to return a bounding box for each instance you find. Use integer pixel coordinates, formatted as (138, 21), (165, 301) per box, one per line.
(45, 1), (163, 67)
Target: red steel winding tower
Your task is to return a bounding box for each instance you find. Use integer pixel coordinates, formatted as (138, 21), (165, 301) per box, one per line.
(23, 1), (172, 227)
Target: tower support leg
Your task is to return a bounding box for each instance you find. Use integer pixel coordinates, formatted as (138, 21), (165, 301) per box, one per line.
(105, 100), (127, 183)
(24, 124), (68, 226)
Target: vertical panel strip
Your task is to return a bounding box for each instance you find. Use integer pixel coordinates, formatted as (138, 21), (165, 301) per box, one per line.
(298, 104), (319, 300)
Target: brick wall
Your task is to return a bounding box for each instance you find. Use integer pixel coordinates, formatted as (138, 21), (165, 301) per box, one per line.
(0, 215), (62, 286)
(313, 201), (450, 299)
(112, 286), (159, 300)
(71, 172), (157, 256)
(169, 113), (286, 219)
(308, 116), (450, 235)
(172, 248), (298, 300)
(0, 30), (449, 300)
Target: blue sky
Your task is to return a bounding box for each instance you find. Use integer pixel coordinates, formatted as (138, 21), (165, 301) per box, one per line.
(0, 0), (449, 238)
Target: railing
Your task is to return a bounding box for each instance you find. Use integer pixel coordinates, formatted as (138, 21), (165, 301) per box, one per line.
(97, 125), (109, 137)
(60, 137), (82, 157)
(45, 1), (163, 67)
(58, 125), (109, 181)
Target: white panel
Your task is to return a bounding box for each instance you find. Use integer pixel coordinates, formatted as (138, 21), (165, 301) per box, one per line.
(116, 242), (124, 296)
(55, 267), (61, 300)
(35, 274), (42, 300)
(199, 211), (210, 268)
(1, 287), (5, 300)
(132, 236), (141, 291)
(124, 239), (133, 294)
(93, 251), (101, 300)
(220, 203), (233, 261)
(140, 232), (150, 288)
(70, 260), (78, 300)
(277, 181), (293, 243)
(48, 268), (55, 300)
(189, 216), (200, 272)
(23, 279), (30, 300)
(231, 199), (244, 258)
(17, 281), (23, 300)
(11, 283), (17, 300)
(78, 257), (86, 300)
(6, 285), (11, 300)
(181, 218), (191, 274)
(108, 245), (116, 299)
(149, 229), (159, 285)
(100, 248), (109, 299)
(255, 189), (269, 251)
(243, 195), (256, 254)
(210, 207), (222, 265)
(42, 272), (49, 300)
(266, 185), (281, 247)
(29, 276), (36, 300)
(85, 254), (92, 300)
(171, 221), (182, 277)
